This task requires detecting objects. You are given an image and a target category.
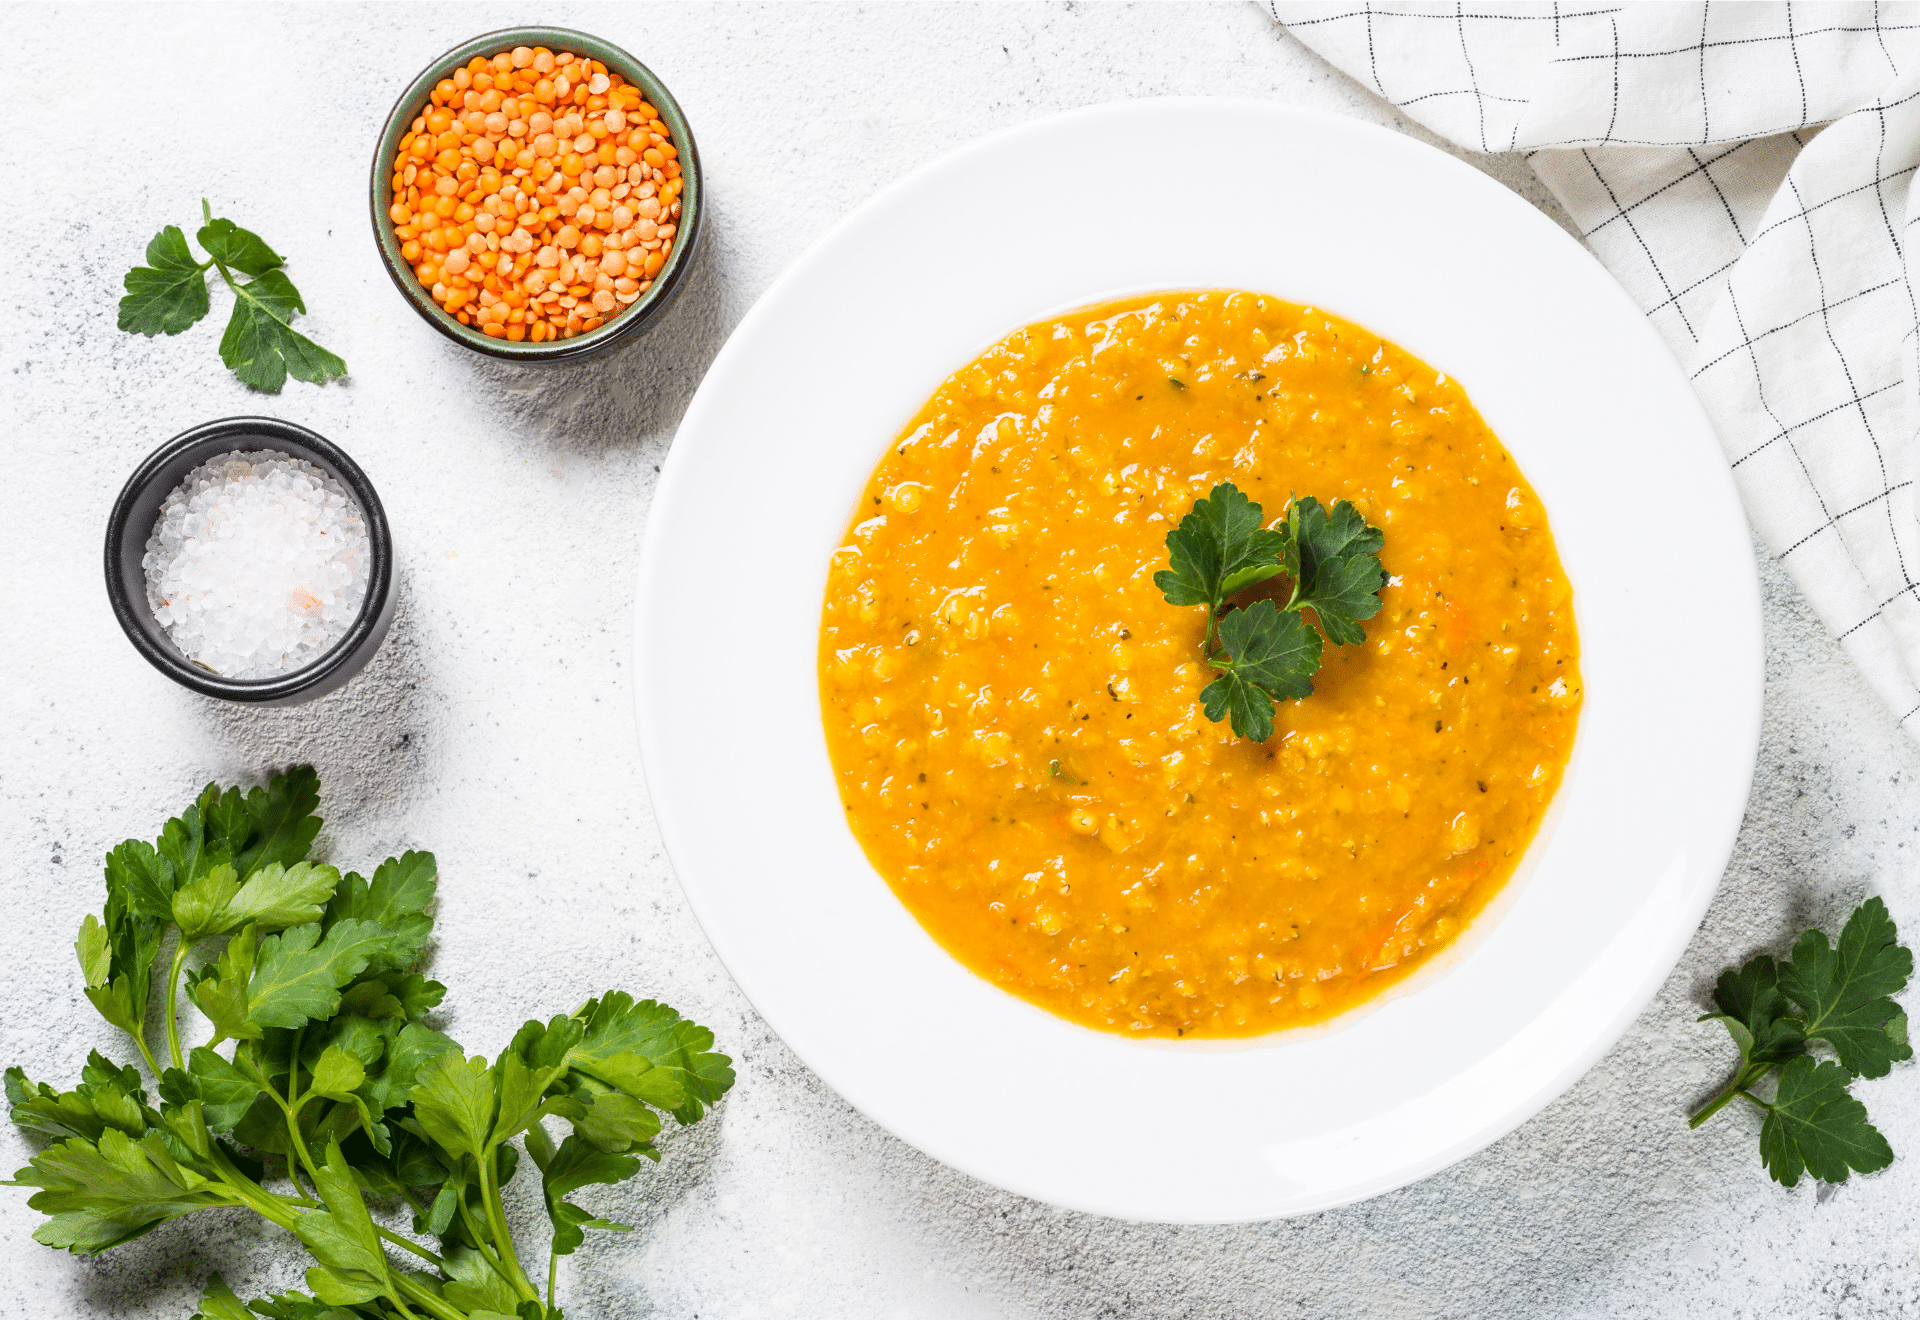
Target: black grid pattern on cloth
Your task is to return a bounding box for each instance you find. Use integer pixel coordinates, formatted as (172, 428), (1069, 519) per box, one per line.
(1273, 2), (1920, 149)
(1679, 98), (1920, 727)
(1271, 1), (1622, 151)
(1271, 1), (1920, 736)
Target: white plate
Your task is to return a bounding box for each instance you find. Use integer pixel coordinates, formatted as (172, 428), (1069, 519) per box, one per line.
(633, 100), (1761, 1222)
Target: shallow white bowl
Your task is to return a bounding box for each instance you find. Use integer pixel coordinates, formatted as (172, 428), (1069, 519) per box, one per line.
(634, 99), (1762, 1222)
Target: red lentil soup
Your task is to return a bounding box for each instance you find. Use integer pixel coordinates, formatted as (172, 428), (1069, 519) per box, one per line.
(818, 290), (1582, 1038)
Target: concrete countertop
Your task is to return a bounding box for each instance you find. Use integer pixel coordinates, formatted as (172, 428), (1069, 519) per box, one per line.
(5, 4), (1918, 1317)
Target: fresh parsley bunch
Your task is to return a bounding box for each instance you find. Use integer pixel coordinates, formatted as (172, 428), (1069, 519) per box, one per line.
(5, 768), (732, 1320)
(1693, 897), (1910, 1186)
(1154, 482), (1386, 741)
(119, 201), (347, 393)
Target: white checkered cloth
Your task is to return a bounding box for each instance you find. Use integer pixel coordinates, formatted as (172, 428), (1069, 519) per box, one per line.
(1270, 1), (1920, 742)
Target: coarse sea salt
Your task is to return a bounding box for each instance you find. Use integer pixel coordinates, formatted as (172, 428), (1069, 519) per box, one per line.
(143, 450), (370, 680)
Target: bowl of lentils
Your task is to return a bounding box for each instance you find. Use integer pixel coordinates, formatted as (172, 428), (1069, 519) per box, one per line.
(371, 26), (700, 361)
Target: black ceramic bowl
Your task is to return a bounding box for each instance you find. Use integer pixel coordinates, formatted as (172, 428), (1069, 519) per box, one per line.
(105, 418), (397, 706)
(370, 26), (703, 362)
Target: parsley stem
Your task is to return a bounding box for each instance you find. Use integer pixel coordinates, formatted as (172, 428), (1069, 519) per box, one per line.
(375, 1223), (447, 1268)
(210, 259), (240, 298)
(479, 1148), (542, 1302)
(286, 1026), (306, 1109)
(282, 1103), (322, 1185)
(210, 253), (312, 348)
(285, 1157), (318, 1205)
(164, 940), (192, 1071)
(383, 1283), (425, 1320)
(548, 1250), (560, 1312)
(205, 1141), (301, 1232)
(1688, 1062), (1775, 1129)
(393, 1272), (468, 1320)
(458, 1196), (517, 1282)
(127, 1025), (164, 1081)
(270, 1035), (326, 1190)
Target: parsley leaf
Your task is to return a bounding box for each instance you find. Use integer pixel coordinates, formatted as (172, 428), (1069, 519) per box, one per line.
(172, 861), (340, 944)
(156, 791), (222, 896)
(106, 837), (177, 923)
(304, 1046), (386, 1154)
(1200, 601), (1321, 742)
(409, 1051), (496, 1165)
(492, 1018), (590, 1148)
(187, 918), (396, 1038)
(289, 1141), (392, 1307)
(188, 1275), (255, 1320)
(118, 227), (211, 336)
(531, 1133), (639, 1257)
(117, 202), (345, 393)
(1154, 482), (1288, 611)
(229, 765), (324, 881)
(196, 217), (284, 276)
(75, 913), (112, 989)
(1757, 1056), (1894, 1187)
(6, 1054), (159, 1146)
(9, 1127), (230, 1254)
(81, 842), (176, 1058)
(160, 1049), (261, 1134)
(361, 1020), (460, 1115)
(1779, 896), (1914, 1079)
(219, 268), (349, 394)
(324, 851), (437, 976)
(440, 1245), (524, 1315)
(182, 927), (257, 1044)
(237, 1287), (361, 1320)
(567, 992), (737, 1125)
(156, 768), (321, 894)
(242, 919), (398, 1033)
(1701, 954), (1808, 1072)
(1157, 482), (1384, 741)
(563, 1073), (664, 1155)
(1692, 898), (1911, 1188)
(1282, 495), (1388, 645)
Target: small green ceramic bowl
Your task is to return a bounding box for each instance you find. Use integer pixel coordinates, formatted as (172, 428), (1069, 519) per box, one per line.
(369, 26), (702, 362)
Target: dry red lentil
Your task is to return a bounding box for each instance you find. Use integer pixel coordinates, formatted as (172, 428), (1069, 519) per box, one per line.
(387, 44), (684, 342)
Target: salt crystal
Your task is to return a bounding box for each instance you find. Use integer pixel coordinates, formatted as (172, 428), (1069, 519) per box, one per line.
(142, 449), (371, 680)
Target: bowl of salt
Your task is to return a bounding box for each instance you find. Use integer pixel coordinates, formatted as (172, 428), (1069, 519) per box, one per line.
(105, 417), (397, 705)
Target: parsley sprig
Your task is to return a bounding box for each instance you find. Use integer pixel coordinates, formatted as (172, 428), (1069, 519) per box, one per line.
(119, 201), (347, 393)
(1692, 897), (1911, 1186)
(1154, 482), (1386, 741)
(6, 768), (731, 1320)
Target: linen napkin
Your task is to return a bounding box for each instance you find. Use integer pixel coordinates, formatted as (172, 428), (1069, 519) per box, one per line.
(1269, 1), (1920, 743)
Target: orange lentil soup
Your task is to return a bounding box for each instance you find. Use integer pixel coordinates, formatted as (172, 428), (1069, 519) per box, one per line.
(818, 291), (1581, 1038)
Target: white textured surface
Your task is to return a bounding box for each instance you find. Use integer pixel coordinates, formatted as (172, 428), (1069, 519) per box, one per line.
(2, 4), (1917, 1318)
